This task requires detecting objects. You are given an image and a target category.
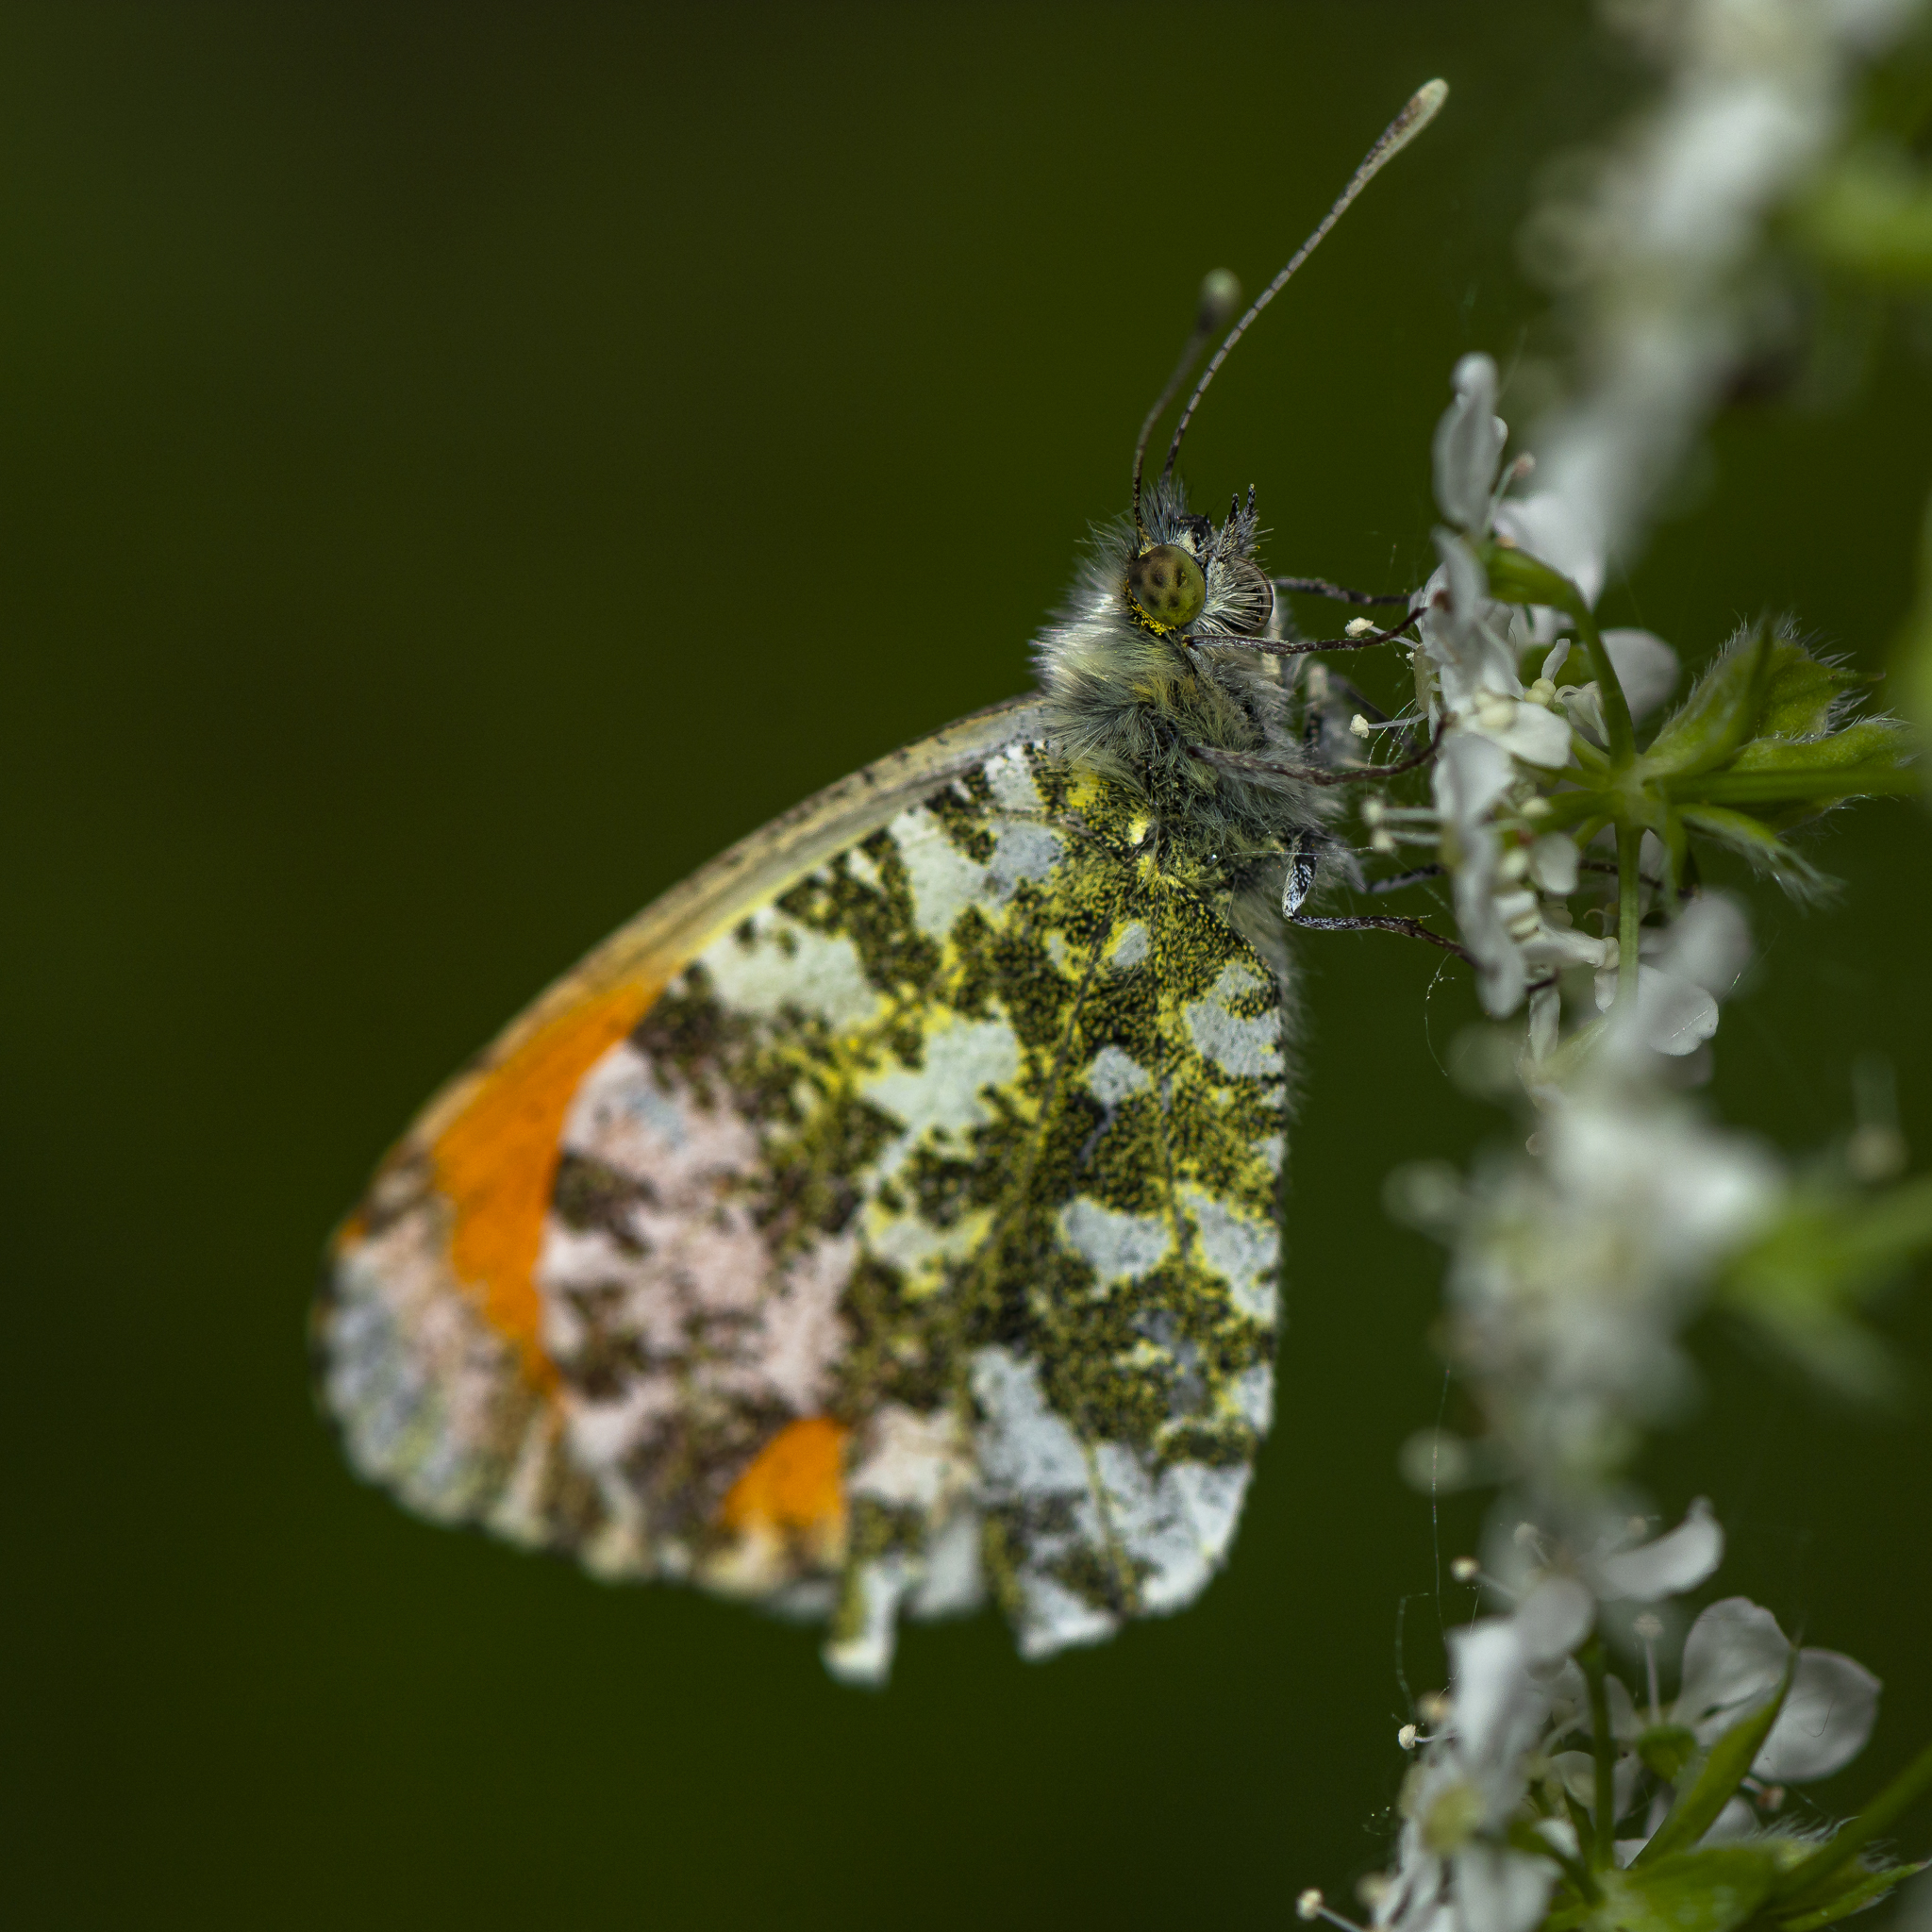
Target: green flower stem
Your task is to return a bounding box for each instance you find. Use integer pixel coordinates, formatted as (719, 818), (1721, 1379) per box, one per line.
(1616, 824), (1641, 1008)
(1665, 767), (1921, 806)
(1535, 793), (1615, 833)
(1580, 1641), (1619, 1868)
(1572, 603), (1638, 769)
(1481, 543), (1638, 764)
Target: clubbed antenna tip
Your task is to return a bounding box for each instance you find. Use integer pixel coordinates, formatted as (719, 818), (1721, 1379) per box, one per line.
(1158, 77), (1452, 487)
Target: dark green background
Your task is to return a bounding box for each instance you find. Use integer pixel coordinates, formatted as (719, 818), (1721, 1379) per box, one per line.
(8, 6), (1931, 1925)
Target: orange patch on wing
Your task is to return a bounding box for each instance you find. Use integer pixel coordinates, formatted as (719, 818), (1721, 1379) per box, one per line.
(720, 1416), (851, 1535)
(430, 981), (658, 1380)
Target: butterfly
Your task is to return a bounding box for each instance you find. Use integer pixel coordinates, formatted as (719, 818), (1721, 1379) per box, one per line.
(316, 80), (1451, 1685)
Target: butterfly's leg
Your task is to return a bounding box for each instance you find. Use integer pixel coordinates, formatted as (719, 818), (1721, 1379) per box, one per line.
(1361, 864), (1446, 893)
(1272, 575), (1412, 607)
(1280, 836), (1469, 960)
(1241, 608), (1421, 658)
(1190, 719), (1444, 788)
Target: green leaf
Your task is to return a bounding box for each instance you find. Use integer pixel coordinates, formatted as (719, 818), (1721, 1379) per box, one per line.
(1774, 1740), (1932, 1912)
(1725, 719), (1916, 775)
(1637, 1663), (1793, 1867)
(1774, 1858), (1926, 1932)
(1756, 646), (1863, 740)
(1643, 627), (1774, 779)
(1677, 806), (1834, 900)
(1591, 1847), (1781, 1932)
(1798, 148), (1932, 286)
(1719, 1174), (1932, 1399)
(1724, 1175), (1932, 1375)
(1639, 1725), (1700, 1785)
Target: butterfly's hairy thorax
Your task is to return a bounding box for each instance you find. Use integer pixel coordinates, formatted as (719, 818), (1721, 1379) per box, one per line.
(1032, 479), (1332, 924)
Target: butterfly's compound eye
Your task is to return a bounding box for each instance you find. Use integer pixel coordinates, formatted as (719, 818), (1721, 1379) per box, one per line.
(1126, 544), (1207, 630)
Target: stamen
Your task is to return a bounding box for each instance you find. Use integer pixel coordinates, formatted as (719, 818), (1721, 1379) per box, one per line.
(1296, 1888), (1368, 1932)
(1634, 1612), (1664, 1724)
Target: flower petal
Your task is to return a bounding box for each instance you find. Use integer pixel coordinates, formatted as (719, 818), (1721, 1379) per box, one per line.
(1493, 491), (1605, 607)
(1699, 1796), (1758, 1845)
(1597, 1497), (1724, 1601)
(1675, 1596), (1790, 1737)
(1436, 733), (1527, 1017)
(1453, 1844), (1556, 1932)
(1754, 1648), (1881, 1782)
(1492, 700), (1574, 767)
(1529, 834), (1580, 895)
(1649, 894), (1751, 1000)
(1596, 962), (1721, 1056)
(1516, 1576), (1595, 1663)
(1602, 628), (1680, 721)
(1434, 354), (1507, 531)
(1450, 1617), (1547, 1768)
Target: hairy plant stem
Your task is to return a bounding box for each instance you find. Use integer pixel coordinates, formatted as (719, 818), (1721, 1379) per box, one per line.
(1616, 824), (1642, 1008)
(1580, 1641), (1618, 1868)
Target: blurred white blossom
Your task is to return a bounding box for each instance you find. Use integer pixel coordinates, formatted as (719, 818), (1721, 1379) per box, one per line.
(1669, 1596), (1881, 1780)
(1521, 0), (1924, 571)
(1435, 1063), (1782, 1503)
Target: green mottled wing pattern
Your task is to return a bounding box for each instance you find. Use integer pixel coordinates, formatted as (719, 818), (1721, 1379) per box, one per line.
(323, 729), (1287, 1683)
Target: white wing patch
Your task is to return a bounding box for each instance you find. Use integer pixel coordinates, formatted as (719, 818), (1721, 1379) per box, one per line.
(321, 739), (1291, 1687)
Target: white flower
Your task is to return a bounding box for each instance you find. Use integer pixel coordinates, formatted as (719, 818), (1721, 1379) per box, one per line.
(1442, 1073), (1782, 1496)
(1603, 629), (1680, 721)
(1435, 732), (1526, 1018)
(1518, 0), (1919, 572)
(1593, 1496), (1726, 1601)
(1435, 352), (1509, 533)
(1494, 492), (1605, 608)
(1421, 535), (1575, 770)
(1376, 1583), (1589, 1932)
(1557, 631), (1682, 749)
(1668, 1596), (1880, 1783)
(1594, 893), (1753, 1057)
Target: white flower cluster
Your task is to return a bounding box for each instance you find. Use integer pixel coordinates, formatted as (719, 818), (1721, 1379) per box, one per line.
(1521, 0), (1925, 571)
(1369, 1539), (1880, 1932)
(1295, 10), (1932, 1928)
(1410, 353), (1721, 1049)
(1408, 1064), (1780, 1508)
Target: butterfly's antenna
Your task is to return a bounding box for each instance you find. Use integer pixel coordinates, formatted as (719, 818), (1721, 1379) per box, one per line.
(1159, 78), (1448, 487)
(1132, 268), (1242, 544)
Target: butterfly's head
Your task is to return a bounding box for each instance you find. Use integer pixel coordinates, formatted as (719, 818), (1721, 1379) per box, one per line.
(1125, 542), (1207, 632)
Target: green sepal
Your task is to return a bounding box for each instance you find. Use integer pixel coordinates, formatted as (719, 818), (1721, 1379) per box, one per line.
(1637, 1660), (1793, 1866)
(1638, 1724), (1700, 1785)
(1773, 1739), (1932, 1912)
(1673, 764), (1919, 806)
(1724, 718), (1916, 776)
(1756, 648), (1865, 739)
(1643, 629), (1775, 779)
(1773, 1858), (1927, 1932)
(1590, 1846), (1781, 1932)
(1676, 806), (1833, 900)
(1481, 543), (1588, 617)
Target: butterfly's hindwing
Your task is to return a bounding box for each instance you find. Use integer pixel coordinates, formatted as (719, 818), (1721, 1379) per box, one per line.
(322, 733), (1286, 1682)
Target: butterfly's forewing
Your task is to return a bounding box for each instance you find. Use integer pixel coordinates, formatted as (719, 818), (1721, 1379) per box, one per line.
(320, 697), (1286, 1682)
